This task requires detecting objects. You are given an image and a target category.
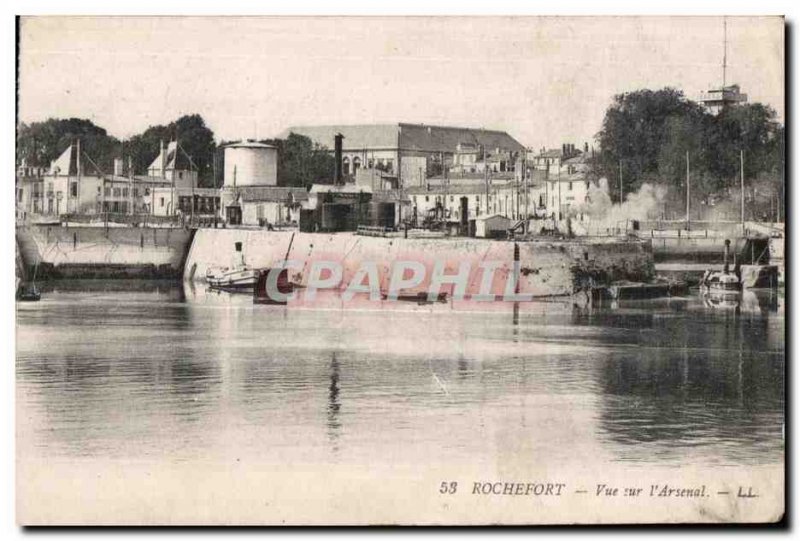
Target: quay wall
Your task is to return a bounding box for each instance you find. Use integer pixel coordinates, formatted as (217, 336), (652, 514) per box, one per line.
(16, 224), (194, 279)
(185, 230), (654, 298)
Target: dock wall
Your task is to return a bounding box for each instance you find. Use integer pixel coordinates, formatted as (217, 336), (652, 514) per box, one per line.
(185, 230), (654, 298)
(16, 224), (194, 279)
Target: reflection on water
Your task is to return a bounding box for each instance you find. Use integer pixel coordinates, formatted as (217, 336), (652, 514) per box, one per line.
(17, 281), (784, 469)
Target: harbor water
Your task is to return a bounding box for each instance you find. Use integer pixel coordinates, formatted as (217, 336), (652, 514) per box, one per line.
(16, 281), (785, 523)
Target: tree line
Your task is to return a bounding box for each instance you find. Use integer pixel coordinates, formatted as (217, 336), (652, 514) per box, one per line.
(592, 88), (784, 219)
(16, 115), (335, 188)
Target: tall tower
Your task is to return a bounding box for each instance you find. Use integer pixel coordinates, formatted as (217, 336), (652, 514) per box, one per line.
(698, 17), (748, 115)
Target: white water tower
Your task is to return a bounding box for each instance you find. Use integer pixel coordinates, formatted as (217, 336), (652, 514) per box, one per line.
(223, 141), (277, 187)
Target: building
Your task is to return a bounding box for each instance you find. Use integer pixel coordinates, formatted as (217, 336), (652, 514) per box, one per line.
(220, 141), (307, 227)
(281, 123), (526, 188)
(540, 150), (598, 220)
(528, 143), (587, 177)
(406, 170), (549, 227)
(146, 140), (199, 188)
(475, 214), (513, 239)
(15, 140), (211, 220)
(698, 84), (748, 115)
(303, 184), (373, 232)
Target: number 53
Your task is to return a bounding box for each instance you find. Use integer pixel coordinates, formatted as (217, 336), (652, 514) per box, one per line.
(439, 481), (457, 494)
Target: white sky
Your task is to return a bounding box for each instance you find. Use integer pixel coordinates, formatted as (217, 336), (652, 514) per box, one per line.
(18, 16), (784, 150)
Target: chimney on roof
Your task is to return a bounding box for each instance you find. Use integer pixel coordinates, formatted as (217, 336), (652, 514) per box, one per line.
(562, 144), (567, 156)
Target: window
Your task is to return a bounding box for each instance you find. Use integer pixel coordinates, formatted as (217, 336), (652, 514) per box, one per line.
(122, 188), (129, 197)
(450, 196), (454, 202)
(568, 182), (573, 191)
(353, 157), (362, 171)
(342, 157), (350, 176)
(160, 197), (165, 207)
(386, 159), (394, 172)
(105, 187), (111, 197)
(425, 195), (429, 202)
(70, 182), (77, 197)
(178, 171), (184, 180)
(113, 188), (121, 197)
(97, 186), (101, 195)
(134, 188), (139, 197)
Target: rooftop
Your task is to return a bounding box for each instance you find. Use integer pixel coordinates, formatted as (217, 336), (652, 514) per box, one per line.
(224, 141), (277, 150)
(281, 123), (526, 154)
(226, 186), (309, 202)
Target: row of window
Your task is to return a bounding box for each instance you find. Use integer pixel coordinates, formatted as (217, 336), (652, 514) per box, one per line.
(550, 181), (591, 191)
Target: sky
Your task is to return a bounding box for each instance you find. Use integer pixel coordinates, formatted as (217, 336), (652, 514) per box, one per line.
(17, 16), (784, 151)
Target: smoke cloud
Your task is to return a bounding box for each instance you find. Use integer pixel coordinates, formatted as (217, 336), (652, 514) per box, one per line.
(576, 178), (667, 226)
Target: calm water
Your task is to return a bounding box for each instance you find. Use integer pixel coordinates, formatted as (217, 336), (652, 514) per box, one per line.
(17, 282), (785, 470)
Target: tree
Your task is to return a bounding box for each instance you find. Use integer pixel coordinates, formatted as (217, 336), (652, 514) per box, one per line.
(595, 88), (784, 215)
(596, 88), (709, 201)
(16, 118), (120, 174)
(127, 114), (217, 186)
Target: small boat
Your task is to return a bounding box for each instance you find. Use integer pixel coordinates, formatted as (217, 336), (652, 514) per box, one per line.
(16, 262), (42, 302)
(700, 270), (741, 291)
(206, 265), (259, 290)
(700, 238), (741, 292)
(206, 241), (259, 290)
(16, 284), (41, 302)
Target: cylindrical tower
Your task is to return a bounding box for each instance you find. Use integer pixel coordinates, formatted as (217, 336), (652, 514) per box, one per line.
(223, 142), (277, 187)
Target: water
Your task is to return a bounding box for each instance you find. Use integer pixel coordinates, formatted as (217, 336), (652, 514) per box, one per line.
(16, 281), (784, 472)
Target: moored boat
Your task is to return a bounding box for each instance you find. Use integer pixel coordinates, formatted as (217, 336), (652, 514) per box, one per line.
(205, 265), (259, 289)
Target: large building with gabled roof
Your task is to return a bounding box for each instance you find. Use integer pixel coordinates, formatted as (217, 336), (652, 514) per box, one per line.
(281, 123), (526, 188)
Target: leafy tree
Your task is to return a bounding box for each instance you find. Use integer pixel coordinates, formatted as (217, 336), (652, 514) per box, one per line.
(16, 118), (120, 174)
(127, 114), (216, 186)
(595, 88), (784, 214)
(596, 88), (706, 202)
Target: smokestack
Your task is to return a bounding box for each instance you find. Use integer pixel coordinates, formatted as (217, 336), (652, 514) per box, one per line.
(334, 133), (344, 185)
(562, 144), (566, 156)
(584, 142), (589, 154)
(160, 139), (166, 178)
